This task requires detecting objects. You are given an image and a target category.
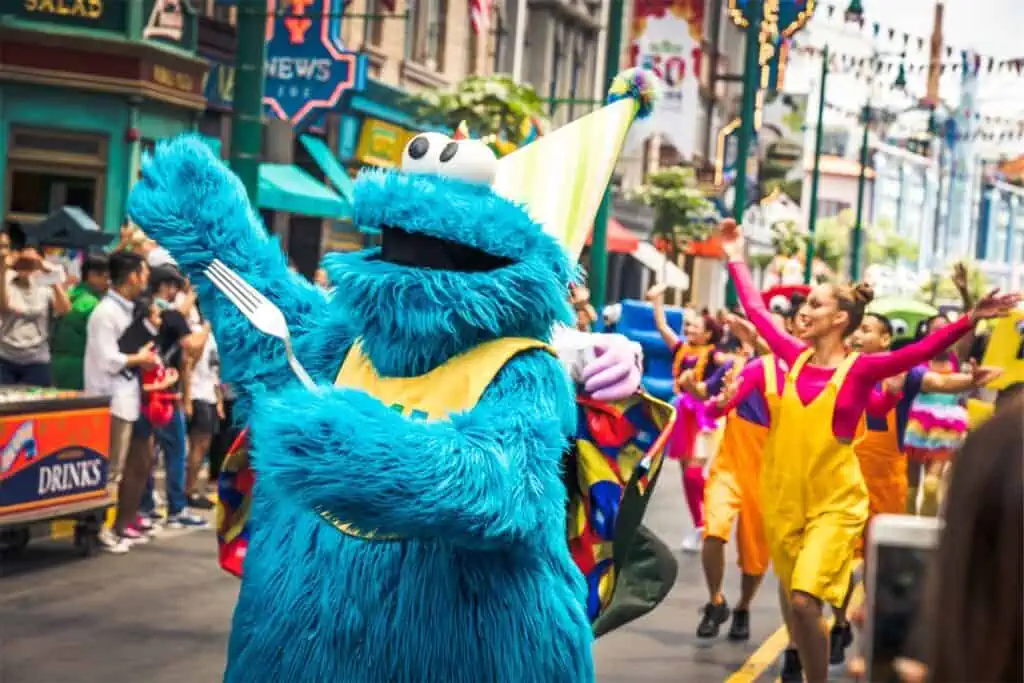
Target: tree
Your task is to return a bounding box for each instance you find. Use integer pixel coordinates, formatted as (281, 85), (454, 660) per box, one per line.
(919, 261), (990, 305)
(865, 218), (919, 266)
(631, 167), (719, 264)
(770, 219), (806, 257)
(416, 75), (548, 156)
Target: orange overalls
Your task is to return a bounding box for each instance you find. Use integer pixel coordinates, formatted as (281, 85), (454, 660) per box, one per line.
(761, 350), (870, 606)
(854, 410), (909, 518)
(702, 359), (774, 577)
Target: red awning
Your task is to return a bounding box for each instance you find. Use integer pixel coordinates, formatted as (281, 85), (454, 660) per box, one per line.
(587, 218), (640, 254)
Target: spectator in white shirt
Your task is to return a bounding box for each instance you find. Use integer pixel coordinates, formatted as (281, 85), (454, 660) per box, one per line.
(85, 251), (158, 554)
(0, 240), (71, 385)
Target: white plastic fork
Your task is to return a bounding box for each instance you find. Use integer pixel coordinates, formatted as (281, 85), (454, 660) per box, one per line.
(204, 259), (317, 390)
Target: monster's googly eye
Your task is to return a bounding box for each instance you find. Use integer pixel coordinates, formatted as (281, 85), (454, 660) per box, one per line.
(890, 318), (909, 338)
(769, 295), (791, 314)
(435, 139), (498, 185)
(401, 132), (450, 175)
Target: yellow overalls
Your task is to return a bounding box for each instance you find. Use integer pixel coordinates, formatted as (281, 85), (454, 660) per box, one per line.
(760, 350), (870, 607)
(322, 336), (552, 540)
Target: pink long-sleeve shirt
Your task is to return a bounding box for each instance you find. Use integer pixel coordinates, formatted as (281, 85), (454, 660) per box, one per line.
(717, 262), (973, 441)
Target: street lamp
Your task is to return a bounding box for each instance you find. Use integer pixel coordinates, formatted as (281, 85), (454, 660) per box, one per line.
(893, 57), (908, 90)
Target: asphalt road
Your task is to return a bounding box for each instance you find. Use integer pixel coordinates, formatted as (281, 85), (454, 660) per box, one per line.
(0, 461), (791, 683)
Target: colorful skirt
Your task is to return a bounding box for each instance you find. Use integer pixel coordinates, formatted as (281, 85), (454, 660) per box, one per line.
(904, 402), (967, 463)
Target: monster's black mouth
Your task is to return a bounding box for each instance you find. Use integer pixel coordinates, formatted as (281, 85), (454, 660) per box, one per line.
(379, 226), (513, 272)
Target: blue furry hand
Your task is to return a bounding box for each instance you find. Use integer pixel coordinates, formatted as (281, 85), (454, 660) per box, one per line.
(249, 351), (575, 546)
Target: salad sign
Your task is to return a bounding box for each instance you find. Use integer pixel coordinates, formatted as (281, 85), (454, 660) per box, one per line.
(263, 0), (368, 129)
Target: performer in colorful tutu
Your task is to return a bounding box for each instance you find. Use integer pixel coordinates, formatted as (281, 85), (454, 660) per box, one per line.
(647, 283), (729, 552)
(712, 219), (1018, 683)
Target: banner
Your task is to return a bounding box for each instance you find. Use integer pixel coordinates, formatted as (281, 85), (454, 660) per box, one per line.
(626, 0), (704, 157)
(264, 0), (368, 129)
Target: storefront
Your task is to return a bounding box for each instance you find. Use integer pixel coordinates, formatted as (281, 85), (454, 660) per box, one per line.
(0, 1), (208, 235)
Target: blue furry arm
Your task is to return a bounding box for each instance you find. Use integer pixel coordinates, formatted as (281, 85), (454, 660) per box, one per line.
(249, 350), (576, 546)
(126, 135), (344, 410)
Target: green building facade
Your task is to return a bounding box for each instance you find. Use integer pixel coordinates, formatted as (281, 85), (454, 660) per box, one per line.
(0, 0), (207, 234)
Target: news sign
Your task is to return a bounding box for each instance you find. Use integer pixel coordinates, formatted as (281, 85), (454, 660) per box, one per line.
(264, 0), (368, 129)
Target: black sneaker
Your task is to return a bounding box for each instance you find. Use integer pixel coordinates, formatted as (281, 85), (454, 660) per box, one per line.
(696, 600), (730, 638)
(780, 648), (803, 682)
(727, 608), (750, 641)
(188, 494), (215, 510)
(829, 623), (853, 666)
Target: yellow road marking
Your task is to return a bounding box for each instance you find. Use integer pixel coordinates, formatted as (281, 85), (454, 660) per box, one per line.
(729, 573), (866, 683)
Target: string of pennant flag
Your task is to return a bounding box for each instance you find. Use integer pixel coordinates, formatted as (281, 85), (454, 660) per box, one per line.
(820, 101), (1024, 142)
(811, 3), (1024, 77)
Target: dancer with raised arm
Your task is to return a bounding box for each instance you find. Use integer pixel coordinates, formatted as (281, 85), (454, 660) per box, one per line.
(711, 218), (1019, 683)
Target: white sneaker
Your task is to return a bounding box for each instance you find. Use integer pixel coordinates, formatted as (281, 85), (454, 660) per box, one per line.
(681, 528), (704, 554)
(98, 529), (130, 555)
(166, 510), (209, 530)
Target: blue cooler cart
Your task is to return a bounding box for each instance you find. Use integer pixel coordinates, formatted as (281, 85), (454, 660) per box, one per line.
(616, 299), (685, 402)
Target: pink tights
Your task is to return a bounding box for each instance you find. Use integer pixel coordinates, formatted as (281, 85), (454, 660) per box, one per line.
(681, 463), (706, 529)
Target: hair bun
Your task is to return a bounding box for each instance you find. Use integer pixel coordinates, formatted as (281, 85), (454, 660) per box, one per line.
(853, 282), (875, 305)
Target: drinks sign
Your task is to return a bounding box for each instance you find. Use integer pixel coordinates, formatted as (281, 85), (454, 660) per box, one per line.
(264, 0), (368, 129)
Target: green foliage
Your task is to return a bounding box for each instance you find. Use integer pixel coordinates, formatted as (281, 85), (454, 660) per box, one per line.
(811, 211), (853, 274)
(762, 177), (804, 202)
(865, 218), (919, 266)
(631, 167), (719, 259)
(919, 262), (990, 304)
(770, 219), (806, 257)
(416, 75), (548, 151)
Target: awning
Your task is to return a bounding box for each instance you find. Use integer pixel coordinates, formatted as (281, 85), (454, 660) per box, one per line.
(631, 241), (690, 290)
(586, 218), (640, 253)
(258, 164), (349, 220)
(299, 134), (356, 205)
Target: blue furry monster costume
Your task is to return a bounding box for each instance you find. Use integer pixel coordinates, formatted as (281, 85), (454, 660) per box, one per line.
(128, 134), (594, 681)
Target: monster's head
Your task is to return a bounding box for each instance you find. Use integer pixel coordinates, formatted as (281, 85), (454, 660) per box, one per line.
(330, 69), (657, 376)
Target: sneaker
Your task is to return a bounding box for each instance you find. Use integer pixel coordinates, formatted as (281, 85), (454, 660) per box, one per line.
(728, 608), (751, 641)
(681, 528), (704, 554)
(829, 623), (853, 666)
(98, 529), (130, 555)
(780, 648), (803, 682)
(696, 600), (730, 638)
(166, 511), (209, 530)
(122, 526), (151, 545)
(187, 494), (215, 511)
(134, 515), (163, 537)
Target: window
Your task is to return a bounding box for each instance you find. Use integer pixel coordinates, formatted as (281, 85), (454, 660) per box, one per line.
(817, 200), (850, 218)
(363, 0), (384, 46)
(411, 0), (447, 70)
(4, 127), (107, 234)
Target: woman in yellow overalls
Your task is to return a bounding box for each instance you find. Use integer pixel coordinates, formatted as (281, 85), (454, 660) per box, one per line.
(713, 219), (1017, 683)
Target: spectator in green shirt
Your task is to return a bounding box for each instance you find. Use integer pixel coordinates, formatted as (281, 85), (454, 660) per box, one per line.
(51, 254), (110, 390)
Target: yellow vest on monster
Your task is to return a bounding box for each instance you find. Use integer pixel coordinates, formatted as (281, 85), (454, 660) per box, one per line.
(317, 337), (555, 540)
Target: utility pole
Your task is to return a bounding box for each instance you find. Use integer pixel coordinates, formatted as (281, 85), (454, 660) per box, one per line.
(229, 0), (266, 204)
(589, 0), (624, 311)
(805, 45), (829, 284)
(851, 97), (871, 281)
(726, 0), (763, 308)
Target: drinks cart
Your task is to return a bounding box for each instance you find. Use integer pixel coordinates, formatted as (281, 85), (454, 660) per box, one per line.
(0, 387), (112, 559)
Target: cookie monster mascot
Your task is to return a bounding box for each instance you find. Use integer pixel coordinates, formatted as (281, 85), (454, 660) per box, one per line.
(128, 70), (665, 682)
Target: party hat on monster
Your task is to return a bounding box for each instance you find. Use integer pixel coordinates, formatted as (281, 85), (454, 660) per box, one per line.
(492, 68), (658, 262)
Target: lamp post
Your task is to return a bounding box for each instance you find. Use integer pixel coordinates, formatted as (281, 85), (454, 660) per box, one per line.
(805, 45), (829, 284)
(589, 0), (625, 311)
(725, 0), (764, 309)
(229, 0), (266, 204)
(851, 99), (871, 281)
